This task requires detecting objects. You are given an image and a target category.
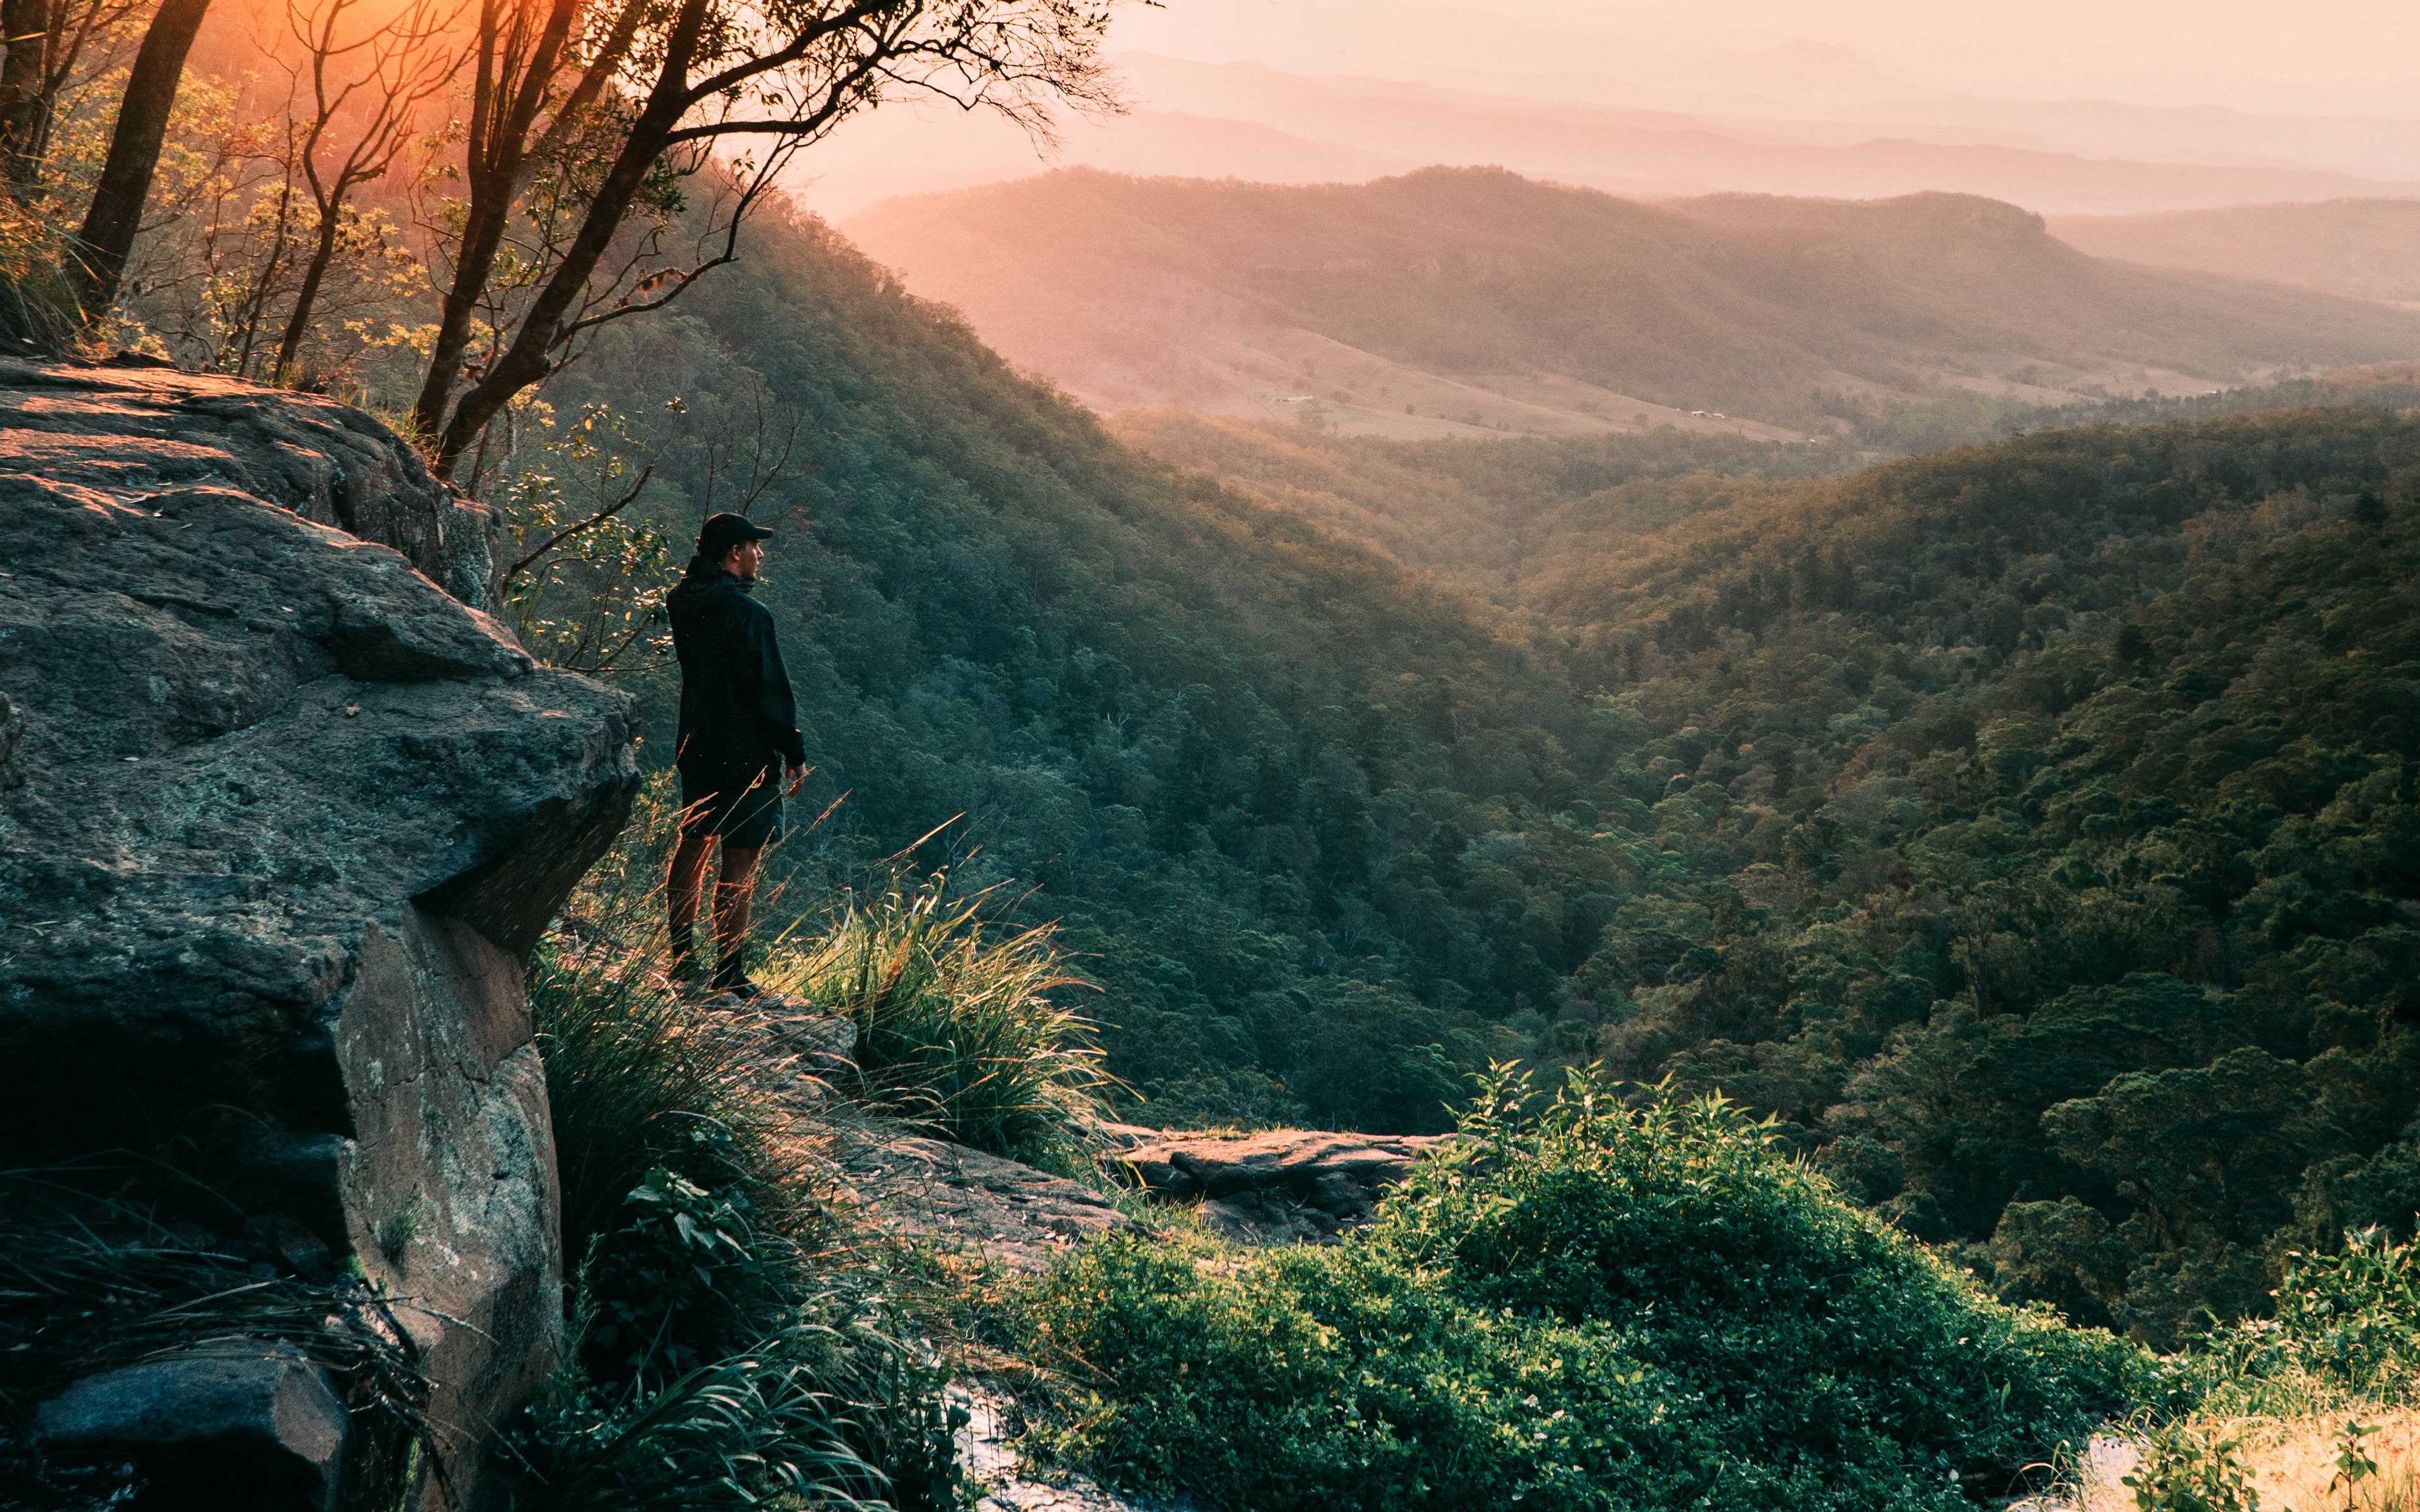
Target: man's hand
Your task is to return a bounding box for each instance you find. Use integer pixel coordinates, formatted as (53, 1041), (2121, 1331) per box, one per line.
(786, 762), (807, 797)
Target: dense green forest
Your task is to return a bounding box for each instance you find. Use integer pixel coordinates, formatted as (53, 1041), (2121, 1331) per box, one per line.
(548, 208), (1582, 1131)
(527, 202), (2420, 1347)
(1519, 411), (2420, 1345)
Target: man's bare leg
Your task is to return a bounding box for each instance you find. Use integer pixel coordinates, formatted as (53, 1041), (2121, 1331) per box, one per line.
(712, 845), (763, 988)
(667, 832), (718, 974)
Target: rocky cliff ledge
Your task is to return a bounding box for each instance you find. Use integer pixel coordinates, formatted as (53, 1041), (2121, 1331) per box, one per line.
(0, 360), (637, 1508)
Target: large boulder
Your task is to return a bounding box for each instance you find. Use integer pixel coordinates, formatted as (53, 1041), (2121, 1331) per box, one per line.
(0, 364), (638, 1508)
(0, 357), (493, 605)
(35, 1341), (349, 1511)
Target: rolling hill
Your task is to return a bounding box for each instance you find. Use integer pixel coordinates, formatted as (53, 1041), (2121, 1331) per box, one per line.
(2052, 198), (2420, 306)
(844, 167), (2420, 435)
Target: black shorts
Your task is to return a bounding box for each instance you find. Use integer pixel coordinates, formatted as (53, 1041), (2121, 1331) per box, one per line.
(679, 761), (783, 850)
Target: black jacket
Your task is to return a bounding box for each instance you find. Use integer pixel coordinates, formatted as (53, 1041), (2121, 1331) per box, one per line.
(667, 559), (807, 774)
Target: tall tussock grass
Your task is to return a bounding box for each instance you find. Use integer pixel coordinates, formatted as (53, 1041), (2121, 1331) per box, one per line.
(512, 779), (1156, 1509)
(786, 872), (1114, 1169)
(530, 908), (793, 1264)
(515, 787), (969, 1511)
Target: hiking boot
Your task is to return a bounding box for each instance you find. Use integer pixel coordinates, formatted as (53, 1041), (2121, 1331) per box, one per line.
(710, 942), (765, 1001)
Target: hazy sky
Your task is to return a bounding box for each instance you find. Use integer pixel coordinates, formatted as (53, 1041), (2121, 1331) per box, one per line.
(783, 0), (2420, 221)
(1107, 0), (2420, 115)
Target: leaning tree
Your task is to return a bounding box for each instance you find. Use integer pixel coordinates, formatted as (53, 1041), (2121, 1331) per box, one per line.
(410, 0), (1121, 478)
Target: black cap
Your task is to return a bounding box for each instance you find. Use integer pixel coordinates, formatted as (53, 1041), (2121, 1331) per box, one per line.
(697, 512), (776, 559)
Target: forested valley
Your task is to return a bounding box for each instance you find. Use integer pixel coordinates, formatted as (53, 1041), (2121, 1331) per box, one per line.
(21, 0), (2420, 1501)
(481, 198), (2420, 1348)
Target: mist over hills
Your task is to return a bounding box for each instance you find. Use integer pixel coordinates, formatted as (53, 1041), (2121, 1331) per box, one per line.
(1109, 57), (2420, 215)
(844, 167), (2420, 435)
(787, 52), (2420, 222)
(2052, 198), (2420, 306)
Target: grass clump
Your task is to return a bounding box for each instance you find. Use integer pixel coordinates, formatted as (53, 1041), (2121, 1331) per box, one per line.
(1006, 1066), (2145, 1511)
(515, 803), (962, 1511)
(789, 871), (1113, 1169)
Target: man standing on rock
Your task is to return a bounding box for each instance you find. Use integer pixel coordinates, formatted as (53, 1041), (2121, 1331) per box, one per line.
(666, 512), (808, 999)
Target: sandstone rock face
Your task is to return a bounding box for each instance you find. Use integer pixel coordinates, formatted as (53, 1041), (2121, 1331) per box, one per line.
(0, 368), (637, 1508)
(0, 357), (493, 605)
(1111, 1130), (1451, 1243)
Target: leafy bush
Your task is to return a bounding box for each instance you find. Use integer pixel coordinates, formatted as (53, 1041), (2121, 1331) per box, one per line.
(2119, 1416), (2260, 1512)
(1009, 1067), (2145, 1511)
(2182, 1229), (2420, 1420)
(791, 872), (1112, 1167)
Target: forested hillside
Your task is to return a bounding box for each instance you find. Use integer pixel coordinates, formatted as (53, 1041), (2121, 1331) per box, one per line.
(1515, 411), (2420, 1344)
(546, 199), (2420, 1344)
(549, 207), (1592, 1131)
(844, 167), (2420, 433)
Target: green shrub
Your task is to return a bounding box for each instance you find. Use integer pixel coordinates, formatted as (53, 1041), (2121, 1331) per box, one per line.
(1010, 1067), (2146, 1511)
(790, 872), (1112, 1167)
(2183, 1227), (2420, 1418)
(2119, 1416), (2259, 1512)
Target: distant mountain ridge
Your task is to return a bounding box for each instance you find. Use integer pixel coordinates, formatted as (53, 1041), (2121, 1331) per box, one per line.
(2052, 198), (2420, 306)
(844, 167), (2420, 435)
(786, 52), (2420, 221)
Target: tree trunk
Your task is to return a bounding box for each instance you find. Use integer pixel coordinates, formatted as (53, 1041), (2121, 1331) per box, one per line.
(430, 102), (678, 474)
(271, 203), (340, 384)
(410, 190), (508, 439)
(409, 0), (583, 445)
(0, 0), (51, 193)
(429, 0), (706, 478)
(69, 0), (214, 322)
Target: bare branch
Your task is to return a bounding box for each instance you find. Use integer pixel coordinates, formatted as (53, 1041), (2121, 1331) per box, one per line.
(498, 461), (654, 590)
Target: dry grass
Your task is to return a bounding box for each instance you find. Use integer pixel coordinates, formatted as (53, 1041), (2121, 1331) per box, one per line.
(2054, 1411), (2420, 1511)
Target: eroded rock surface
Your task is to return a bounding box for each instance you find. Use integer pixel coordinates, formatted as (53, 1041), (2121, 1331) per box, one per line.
(842, 1133), (1138, 1273)
(1112, 1129), (1451, 1242)
(35, 1341), (348, 1511)
(0, 357), (492, 605)
(0, 370), (637, 1508)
